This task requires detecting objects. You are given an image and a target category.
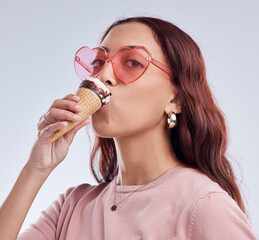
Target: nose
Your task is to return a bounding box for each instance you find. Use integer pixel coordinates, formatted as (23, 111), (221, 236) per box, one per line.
(98, 59), (118, 86)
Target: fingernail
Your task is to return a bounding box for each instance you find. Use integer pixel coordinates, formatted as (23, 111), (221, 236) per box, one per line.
(76, 105), (82, 110)
(73, 95), (80, 101)
(74, 115), (81, 120)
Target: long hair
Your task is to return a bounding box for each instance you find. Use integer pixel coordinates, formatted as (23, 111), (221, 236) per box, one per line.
(88, 16), (245, 213)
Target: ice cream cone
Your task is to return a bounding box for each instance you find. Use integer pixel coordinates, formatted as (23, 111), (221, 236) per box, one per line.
(49, 87), (102, 143)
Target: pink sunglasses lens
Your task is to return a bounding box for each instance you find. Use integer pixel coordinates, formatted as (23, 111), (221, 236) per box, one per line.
(74, 47), (105, 80)
(114, 47), (149, 83)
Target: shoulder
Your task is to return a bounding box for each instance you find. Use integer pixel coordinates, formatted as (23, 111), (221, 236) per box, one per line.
(187, 191), (256, 239)
(61, 181), (109, 205)
(43, 181), (110, 220)
(175, 168), (257, 239)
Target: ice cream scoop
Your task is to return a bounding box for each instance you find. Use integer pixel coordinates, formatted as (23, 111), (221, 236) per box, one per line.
(49, 77), (111, 143)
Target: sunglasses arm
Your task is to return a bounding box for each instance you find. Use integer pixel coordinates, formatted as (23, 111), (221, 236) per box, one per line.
(150, 58), (173, 77)
(75, 56), (92, 73)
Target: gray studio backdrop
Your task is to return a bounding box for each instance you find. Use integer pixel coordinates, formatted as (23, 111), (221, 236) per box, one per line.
(0, 0), (258, 236)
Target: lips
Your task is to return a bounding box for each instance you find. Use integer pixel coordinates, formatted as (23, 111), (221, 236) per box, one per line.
(94, 105), (107, 114)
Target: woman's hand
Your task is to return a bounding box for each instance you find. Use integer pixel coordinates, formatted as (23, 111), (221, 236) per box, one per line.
(26, 94), (90, 173)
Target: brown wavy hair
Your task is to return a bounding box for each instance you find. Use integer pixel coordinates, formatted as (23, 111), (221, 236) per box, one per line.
(88, 16), (245, 213)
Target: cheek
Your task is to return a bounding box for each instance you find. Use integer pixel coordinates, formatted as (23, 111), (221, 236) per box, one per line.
(114, 85), (166, 129)
(91, 80), (167, 137)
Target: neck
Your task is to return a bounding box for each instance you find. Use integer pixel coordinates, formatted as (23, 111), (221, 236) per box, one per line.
(114, 123), (183, 186)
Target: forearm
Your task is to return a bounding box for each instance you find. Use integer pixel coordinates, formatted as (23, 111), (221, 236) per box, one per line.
(0, 163), (52, 240)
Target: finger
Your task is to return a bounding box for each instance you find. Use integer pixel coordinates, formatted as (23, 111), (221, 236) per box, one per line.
(38, 94), (79, 128)
(49, 94), (80, 110)
(38, 121), (68, 144)
(38, 108), (82, 131)
(63, 94), (80, 102)
(37, 115), (45, 130)
(38, 102), (82, 131)
(37, 113), (53, 130)
(63, 118), (91, 145)
(50, 99), (82, 114)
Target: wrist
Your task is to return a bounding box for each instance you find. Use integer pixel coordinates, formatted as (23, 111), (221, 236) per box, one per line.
(23, 162), (53, 178)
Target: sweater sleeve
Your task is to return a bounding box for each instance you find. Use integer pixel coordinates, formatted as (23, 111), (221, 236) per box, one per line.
(188, 192), (257, 240)
(17, 186), (75, 240)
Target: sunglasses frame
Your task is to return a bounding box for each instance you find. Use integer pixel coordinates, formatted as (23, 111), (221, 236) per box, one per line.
(74, 45), (173, 83)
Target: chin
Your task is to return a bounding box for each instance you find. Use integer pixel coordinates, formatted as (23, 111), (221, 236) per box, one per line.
(90, 118), (112, 138)
(91, 123), (127, 139)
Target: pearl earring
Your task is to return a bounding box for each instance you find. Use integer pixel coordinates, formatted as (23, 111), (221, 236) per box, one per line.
(167, 112), (177, 128)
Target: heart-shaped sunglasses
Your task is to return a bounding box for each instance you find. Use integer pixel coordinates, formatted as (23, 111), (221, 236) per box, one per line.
(74, 46), (173, 84)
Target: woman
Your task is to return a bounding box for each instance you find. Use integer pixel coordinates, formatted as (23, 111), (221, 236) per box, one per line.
(0, 16), (257, 239)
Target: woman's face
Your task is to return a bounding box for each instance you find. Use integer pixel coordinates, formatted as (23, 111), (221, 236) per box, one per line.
(91, 22), (180, 138)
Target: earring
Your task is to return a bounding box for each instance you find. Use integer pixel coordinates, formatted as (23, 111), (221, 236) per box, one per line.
(167, 112), (177, 128)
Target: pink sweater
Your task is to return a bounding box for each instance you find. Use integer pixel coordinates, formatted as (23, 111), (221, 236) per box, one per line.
(18, 167), (257, 239)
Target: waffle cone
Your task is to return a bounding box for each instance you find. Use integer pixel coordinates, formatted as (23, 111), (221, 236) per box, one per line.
(49, 88), (102, 143)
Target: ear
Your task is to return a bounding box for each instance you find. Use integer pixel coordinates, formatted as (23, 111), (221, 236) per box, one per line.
(164, 92), (181, 115)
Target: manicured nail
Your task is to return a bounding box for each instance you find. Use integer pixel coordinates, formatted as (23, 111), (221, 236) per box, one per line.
(73, 95), (80, 101)
(74, 115), (81, 120)
(76, 105), (82, 110)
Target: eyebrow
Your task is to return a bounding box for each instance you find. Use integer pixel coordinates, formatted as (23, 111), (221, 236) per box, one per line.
(100, 45), (137, 53)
